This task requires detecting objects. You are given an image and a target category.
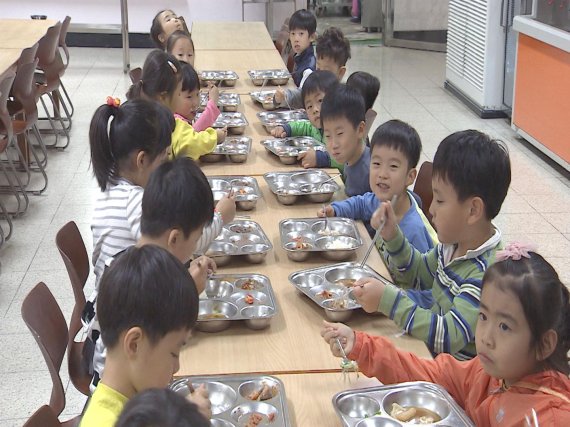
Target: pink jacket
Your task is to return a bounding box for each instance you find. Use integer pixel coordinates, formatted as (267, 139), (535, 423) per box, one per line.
(192, 99), (220, 132)
(349, 332), (570, 427)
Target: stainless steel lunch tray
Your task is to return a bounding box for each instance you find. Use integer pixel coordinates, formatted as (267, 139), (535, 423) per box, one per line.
(280, 218), (363, 262)
(333, 381), (475, 427)
(208, 176), (261, 211)
(171, 374), (292, 426)
(205, 219), (272, 266)
(263, 170), (341, 205)
(250, 90), (277, 110)
(196, 274), (277, 332)
(261, 137), (323, 165)
(288, 262), (391, 321)
(257, 110), (309, 133)
(210, 112), (249, 135)
(248, 69), (291, 86)
(199, 70), (239, 87)
(200, 92), (241, 112)
(200, 137), (251, 164)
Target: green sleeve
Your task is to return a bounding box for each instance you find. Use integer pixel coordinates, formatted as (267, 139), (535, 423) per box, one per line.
(289, 121), (323, 140)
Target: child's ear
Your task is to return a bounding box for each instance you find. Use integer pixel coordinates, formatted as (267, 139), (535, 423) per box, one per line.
(135, 150), (146, 169)
(123, 327), (144, 359)
(406, 168), (417, 187)
(167, 228), (181, 248)
(338, 66), (347, 81)
(536, 329), (558, 362)
(310, 32), (317, 42)
(466, 196), (485, 225)
(158, 32), (167, 44)
(357, 121), (366, 139)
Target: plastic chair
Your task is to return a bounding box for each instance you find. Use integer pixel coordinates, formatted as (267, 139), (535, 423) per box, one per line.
(57, 16), (74, 118)
(7, 44), (39, 118)
(413, 161), (434, 224)
(23, 405), (65, 427)
(128, 67), (142, 84)
(56, 221), (91, 396)
(275, 29), (290, 55)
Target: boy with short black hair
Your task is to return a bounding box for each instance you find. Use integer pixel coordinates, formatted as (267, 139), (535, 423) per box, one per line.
(346, 71), (381, 146)
(288, 9), (317, 86)
(80, 245), (211, 427)
(354, 130), (511, 360)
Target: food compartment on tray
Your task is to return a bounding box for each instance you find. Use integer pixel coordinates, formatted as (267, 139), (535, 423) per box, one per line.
(200, 91), (241, 112)
(200, 137), (252, 164)
(261, 137), (323, 165)
(199, 70), (239, 87)
(206, 112), (248, 135)
(248, 69), (291, 86)
(333, 381), (475, 426)
(250, 90), (278, 110)
(280, 218), (363, 261)
(204, 220), (272, 266)
(257, 110), (309, 133)
(288, 262), (391, 321)
(197, 274), (277, 332)
(208, 176), (260, 211)
(263, 170), (341, 205)
(171, 374), (291, 426)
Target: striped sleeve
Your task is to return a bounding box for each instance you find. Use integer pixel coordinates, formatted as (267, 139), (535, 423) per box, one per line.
(125, 187), (143, 240)
(194, 212), (223, 255)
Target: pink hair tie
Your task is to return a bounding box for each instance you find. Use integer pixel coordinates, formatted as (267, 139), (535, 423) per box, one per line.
(496, 242), (538, 262)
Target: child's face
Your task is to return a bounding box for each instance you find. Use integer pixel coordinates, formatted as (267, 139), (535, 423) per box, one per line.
(369, 145), (416, 202)
(304, 90), (325, 129)
(173, 88), (200, 121)
(289, 28), (314, 54)
(171, 37), (194, 66)
(317, 55), (345, 80)
(476, 282), (538, 386)
(158, 10), (183, 43)
(324, 117), (365, 165)
(170, 227), (204, 265)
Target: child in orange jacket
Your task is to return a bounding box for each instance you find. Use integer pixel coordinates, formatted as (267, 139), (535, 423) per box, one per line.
(322, 243), (570, 427)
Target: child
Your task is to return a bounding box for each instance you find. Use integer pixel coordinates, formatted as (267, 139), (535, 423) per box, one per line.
(322, 244), (570, 426)
(85, 158), (219, 391)
(80, 246), (211, 427)
(319, 120), (436, 260)
(288, 9), (317, 86)
(166, 30), (195, 66)
(126, 50), (226, 160)
(174, 62), (220, 133)
(150, 9), (188, 49)
(352, 130), (511, 360)
(115, 388), (210, 427)
(346, 71), (380, 144)
(275, 27), (351, 109)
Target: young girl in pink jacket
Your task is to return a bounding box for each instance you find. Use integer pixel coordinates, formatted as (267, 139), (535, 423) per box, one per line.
(322, 243), (570, 427)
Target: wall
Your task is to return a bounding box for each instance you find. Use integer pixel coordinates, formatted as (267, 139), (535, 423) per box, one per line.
(394, 0), (448, 31)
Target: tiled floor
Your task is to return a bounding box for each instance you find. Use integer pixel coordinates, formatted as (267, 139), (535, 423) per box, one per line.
(0, 41), (569, 425)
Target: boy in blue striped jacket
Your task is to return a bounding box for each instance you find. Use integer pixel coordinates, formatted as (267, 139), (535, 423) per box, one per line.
(353, 130), (511, 360)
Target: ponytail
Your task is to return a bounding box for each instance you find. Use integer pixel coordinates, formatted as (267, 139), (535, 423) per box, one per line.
(126, 50), (180, 103)
(89, 104), (118, 190)
(126, 80), (144, 100)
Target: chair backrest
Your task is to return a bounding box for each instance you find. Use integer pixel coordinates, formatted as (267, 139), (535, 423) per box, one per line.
(275, 30), (289, 55)
(0, 71), (16, 140)
(23, 405), (62, 427)
(129, 67), (142, 84)
(286, 51), (295, 73)
(21, 282), (68, 416)
(59, 16), (71, 67)
(37, 21), (62, 70)
(12, 59), (39, 127)
(364, 108), (377, 140)
(413, 161), (434, 223)
(18, 44), (39, 68)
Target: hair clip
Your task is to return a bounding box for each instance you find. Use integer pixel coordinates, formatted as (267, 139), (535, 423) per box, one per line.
(496, 242), (537, 262)
(167, 60), (178, 73)
(106, 96), (121, 107)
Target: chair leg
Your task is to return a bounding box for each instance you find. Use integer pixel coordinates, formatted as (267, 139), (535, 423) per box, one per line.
(0, 197), (14, 241)
(59, 80), (75, 118)
(40, 93), (70, 149)
(31, 125), (49, 169)
(0, 153), (29, 216)
(25, 129), (49, 195)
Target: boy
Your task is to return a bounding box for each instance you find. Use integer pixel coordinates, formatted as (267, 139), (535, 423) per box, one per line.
(353, 130), (511, 360)
(288, 9), (317, 86)
(80, 245), (211, 426)
(346, 71), (381, 145)
(275, 27), (351, 109)
(319, 120), (436, 260)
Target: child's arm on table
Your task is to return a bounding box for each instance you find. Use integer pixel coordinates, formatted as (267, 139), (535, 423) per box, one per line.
(326, 193), (379, 221)
(194, 194), (236, 254)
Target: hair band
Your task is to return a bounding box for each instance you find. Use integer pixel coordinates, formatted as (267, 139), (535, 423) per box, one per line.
(167, 60), (178, 73)
(496, 242), (537, 262)
(106, 96), (121, 107)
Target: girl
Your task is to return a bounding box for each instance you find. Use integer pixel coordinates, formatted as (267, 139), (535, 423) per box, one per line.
(127, 50), (225, 160)
(166, 29), (195, 66)
(322, 243), (570, 426)
(150, 9), (188, 49)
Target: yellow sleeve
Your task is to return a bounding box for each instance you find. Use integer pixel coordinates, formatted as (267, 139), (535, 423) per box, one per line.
(80, 383), (128, 427)
(170, 118), (217, 160)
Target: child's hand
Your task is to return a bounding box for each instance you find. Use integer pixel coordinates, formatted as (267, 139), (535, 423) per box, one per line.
(189, 256), (217, 294)
(298, 149), (317, 168)
(216, 193), (236, 224)
(317, 205), (335, 217)
(186, 384), (212, 420)
(271, 126), (287, 138)
(274, 87), (285, 104)
(352, 277), (386, 313)
(371, 200), (398, 241)
(208, 84), (219, 105)
(321, 320), (356, 357)
(216, 127), (227, 143)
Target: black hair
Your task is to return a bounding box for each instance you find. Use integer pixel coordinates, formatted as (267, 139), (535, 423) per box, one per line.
(484, 251), (570, 375)
(433, 130), (511, 219)
(321, 83), (366, 129)
(127, 50), (180, 101)
(89, 99), (174, 191)
(141, 157), (214, 238)
(166, 30), (195, 56)
(97, 245), (199, 349)
(370, 120), (421, 170)
(346, 71), (380, 111)
(289, 9), (317, 34)
(116, 388), (210, 427)
(178, 62), (200, 93)
(150, 9), (178, 49)
(301, 70), (338, 104)
(316, 27), (351, 67)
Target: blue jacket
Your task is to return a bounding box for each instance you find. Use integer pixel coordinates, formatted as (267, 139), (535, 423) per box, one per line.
(292, 45), (316, 86)
(344, 145), (371, 197)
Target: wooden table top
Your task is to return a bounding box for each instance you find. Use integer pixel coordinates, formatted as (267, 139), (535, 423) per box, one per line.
(0, 19), (57, 49)
(177, 179), (431, 376)
(0, 49), (21, 77)
(191, 21), (276, 50)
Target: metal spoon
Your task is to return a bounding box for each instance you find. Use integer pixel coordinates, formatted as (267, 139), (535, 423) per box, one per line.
(359, 194), (398, 269)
